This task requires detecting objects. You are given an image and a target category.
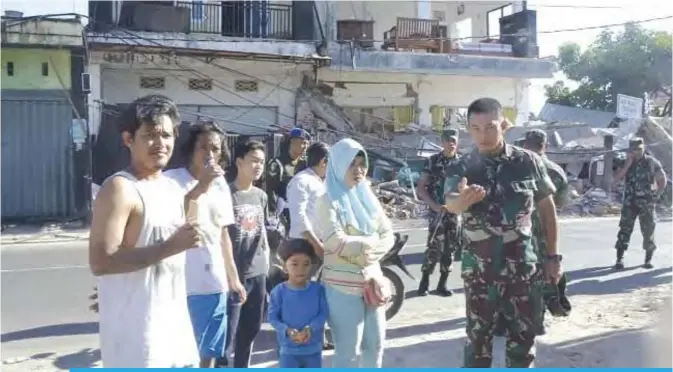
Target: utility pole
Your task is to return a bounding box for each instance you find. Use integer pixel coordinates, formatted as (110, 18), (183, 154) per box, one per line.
(604, 135), (614, 199)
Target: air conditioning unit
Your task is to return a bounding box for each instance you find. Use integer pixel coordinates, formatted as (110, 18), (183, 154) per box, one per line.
(81, 73), (91, 94)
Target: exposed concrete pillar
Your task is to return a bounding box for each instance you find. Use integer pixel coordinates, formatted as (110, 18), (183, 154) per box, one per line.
(514, 78), (531, 126)
(87, 63), (102, 137)
(416, 79), (432, 130)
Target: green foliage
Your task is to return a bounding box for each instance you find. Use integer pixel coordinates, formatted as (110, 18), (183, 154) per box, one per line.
(544, 24), (672, 112)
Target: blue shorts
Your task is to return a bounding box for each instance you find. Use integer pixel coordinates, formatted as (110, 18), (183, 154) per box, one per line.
(187, 292), (228, 360)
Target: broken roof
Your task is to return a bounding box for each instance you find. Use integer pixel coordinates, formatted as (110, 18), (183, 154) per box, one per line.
(538, 103), (617, 129)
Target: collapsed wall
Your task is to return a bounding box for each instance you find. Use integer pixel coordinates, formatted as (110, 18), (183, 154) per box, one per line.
(637, 117), (673, 173)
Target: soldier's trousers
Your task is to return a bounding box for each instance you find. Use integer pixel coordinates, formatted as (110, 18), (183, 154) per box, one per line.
(615, 199), (657, 252)
(463, 277), (545, 368)
(421, 214), (462, 274)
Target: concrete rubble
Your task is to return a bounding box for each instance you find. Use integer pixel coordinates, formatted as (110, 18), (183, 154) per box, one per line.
(560, 186), (623, 217)
(371, 180), (426, 220)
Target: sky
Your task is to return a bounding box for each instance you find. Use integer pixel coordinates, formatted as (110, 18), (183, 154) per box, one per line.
(1, 0), (671, 114)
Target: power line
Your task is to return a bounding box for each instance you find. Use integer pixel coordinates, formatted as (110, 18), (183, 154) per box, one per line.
(112, 26), (407, 136)
(101, 35), (403, 149)
(10, 13), (671, 44)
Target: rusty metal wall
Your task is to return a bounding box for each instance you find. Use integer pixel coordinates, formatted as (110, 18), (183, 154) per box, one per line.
(1, 91), (75, 220)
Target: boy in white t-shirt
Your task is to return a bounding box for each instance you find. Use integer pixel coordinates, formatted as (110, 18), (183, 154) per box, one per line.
(164, 122), (247, 368)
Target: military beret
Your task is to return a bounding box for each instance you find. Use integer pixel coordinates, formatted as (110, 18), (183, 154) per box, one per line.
(524, 129), (548, 147)
(441, 129), (459, 142)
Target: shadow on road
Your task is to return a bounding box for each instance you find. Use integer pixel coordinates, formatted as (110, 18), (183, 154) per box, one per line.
(567, 267), (672, 296)
(379, 326), (666, 368)
(21, 325), (666, 369)
(1, 322), (98, 343)
(52, 348), (100, 369)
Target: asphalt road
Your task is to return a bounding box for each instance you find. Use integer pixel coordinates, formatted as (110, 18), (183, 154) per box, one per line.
(1, 217), (671, 369)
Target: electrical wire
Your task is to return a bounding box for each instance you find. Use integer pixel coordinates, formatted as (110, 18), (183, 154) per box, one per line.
(7, 14), (671, 44)
(14, 12), (667, 154)
(95, 34), (403, 149)
(105, 26), (407, 143)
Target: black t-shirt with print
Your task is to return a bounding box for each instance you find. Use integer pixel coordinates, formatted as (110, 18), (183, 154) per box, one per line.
(228, 184), (270, 279)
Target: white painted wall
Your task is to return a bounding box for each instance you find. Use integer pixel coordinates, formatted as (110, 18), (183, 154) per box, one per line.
(318, 68), (531, 128)
(90, 54), (311, 134)
(431, 1), (510, 40)
(331, 1), (510, 45)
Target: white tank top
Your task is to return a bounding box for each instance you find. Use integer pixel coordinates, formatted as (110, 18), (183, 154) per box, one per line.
(97, 171), (199, 368)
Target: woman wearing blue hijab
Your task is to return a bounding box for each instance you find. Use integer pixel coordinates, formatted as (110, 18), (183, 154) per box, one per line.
(314, 138), (394, 368)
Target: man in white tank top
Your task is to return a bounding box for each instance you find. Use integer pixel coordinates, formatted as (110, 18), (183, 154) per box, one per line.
(164, 121), (247, 368)
(88, 95), (200, 368)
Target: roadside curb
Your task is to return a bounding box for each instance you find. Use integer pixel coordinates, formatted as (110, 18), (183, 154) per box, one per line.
(1, 233), (89, 246)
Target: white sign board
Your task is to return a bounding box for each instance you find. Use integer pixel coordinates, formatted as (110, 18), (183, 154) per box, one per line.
(616, 94), (643, 120)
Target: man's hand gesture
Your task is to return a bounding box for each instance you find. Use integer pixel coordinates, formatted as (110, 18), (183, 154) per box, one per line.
(446, 177), (486, 214)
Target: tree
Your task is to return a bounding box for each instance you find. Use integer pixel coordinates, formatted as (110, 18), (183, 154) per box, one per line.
(545, 24), (672, 114)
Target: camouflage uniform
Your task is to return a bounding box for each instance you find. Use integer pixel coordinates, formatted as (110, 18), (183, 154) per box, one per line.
(266, 130), (309, 229)
(444, 144), (556, 368)
(421, 151), (463, 274)
(524, 130), (569, 261)
(615, 138), (665, 267)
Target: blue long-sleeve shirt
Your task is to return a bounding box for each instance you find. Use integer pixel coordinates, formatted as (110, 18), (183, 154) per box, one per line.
(268, 281), (328, 356)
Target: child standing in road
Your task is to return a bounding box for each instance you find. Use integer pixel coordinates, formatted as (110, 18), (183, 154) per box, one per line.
(269, 239), (328, 368)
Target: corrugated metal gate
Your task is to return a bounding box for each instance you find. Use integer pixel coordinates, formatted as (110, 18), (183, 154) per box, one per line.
(1, 91), (75, 220)
(177, 105), (278, 136)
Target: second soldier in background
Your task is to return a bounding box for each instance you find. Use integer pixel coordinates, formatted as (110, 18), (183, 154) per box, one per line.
(266, 128), (310, 233)
(416, 129), (463, 297)
(523, 129), (569, 260)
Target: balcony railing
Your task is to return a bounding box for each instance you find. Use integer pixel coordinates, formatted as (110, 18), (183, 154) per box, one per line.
(176, 1), (293, 40)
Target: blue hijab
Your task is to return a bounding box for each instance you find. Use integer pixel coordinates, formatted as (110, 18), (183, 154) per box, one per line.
(325, 139), (381, 235)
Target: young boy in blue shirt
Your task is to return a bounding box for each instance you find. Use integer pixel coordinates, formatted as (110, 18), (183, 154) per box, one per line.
(269, 239), (328, 368)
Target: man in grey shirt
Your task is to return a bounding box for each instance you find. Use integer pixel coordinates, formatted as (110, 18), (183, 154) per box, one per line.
(218, 140), (270, 368)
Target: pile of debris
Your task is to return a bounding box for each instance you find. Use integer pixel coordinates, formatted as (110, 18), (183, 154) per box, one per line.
(371, 180), (425, 220)
(560, 186), (623, 217)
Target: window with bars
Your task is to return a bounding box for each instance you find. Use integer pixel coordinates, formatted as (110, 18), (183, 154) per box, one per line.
(486, 3), (513, 39)
(192, 0), (205, 21)
(234, 80), (259, 92)
(188, 78), (213, 91)
(140, 76), (166, 89)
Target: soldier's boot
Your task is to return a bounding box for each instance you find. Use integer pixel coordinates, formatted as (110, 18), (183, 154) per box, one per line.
(434, 271), (452, 297)
(417, 271), (431, 296)
(615, 249), (626, 270)
(644, 250), (654, 269)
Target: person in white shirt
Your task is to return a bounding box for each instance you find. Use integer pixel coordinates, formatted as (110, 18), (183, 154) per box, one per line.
(89, 95), (200, 368)
(164, 122), (247, 368)
(287, 142), (328, 256)
(285, 141), (333, 350)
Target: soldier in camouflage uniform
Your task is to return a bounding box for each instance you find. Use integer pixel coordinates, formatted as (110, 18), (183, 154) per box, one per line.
(416, 129), (464, 297)
(523, 129), (569, 259)
(443, 98), (562, 368)
(612, 137), (667, 269)
(266, 128), (310, 231)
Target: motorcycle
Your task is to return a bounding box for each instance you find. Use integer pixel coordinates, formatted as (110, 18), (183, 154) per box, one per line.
(380, 232), (413, 321)
(266, 229), (413, 322)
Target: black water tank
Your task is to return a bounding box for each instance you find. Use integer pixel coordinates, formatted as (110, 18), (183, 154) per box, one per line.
(499, 10), (538, 58)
